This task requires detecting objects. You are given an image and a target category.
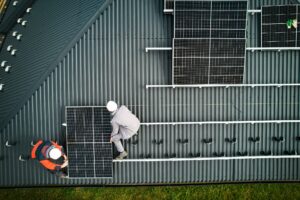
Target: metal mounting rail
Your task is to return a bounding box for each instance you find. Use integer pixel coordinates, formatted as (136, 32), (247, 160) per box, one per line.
(144, 46), (298, 53)
(145, 83), (300, 89)
(140, 120), (300, 126)
(145, 47), (172, 52)
(143, 46), (300, 53)
(113, 155), (300, 162)
(163, 9), (173, 13)
(163, 9), (260, 14)
(247, 9), (261, 14)
(247, 47), (300, 51)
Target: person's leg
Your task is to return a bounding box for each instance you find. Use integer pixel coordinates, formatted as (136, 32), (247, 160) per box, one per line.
(111, 133), (128, 159)
(111, 134), (125, 153)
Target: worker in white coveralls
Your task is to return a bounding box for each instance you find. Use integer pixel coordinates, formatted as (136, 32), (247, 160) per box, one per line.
(106, 101), (140, 159)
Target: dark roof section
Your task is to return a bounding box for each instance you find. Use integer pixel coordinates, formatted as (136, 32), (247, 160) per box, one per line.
(0, 0), (300, 187)
(0, 0), (10, 24)
(0, 0), (109, 129)
(0, 0), (36, 34)
(0, 33), (5, 50)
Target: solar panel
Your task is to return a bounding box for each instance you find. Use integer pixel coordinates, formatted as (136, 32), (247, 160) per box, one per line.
(261, 5), (299, 47)
(66, 107), (113, 178)
(172, 0), (247, 84)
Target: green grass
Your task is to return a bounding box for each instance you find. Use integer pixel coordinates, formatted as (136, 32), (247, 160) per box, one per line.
(1, 183), (300, 200)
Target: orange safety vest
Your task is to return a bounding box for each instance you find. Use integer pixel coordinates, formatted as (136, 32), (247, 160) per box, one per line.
(31, 140), (63, 171)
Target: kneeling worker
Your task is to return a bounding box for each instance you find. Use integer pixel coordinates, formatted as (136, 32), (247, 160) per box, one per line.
(107, 101), (140, 160)
(31, 140), (68, 177)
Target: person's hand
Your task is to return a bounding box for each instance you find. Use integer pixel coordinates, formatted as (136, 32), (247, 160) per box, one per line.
(110, 137), (112, 143)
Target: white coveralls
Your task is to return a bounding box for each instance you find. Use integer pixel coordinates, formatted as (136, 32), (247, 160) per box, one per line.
(110, 105), (140, 152)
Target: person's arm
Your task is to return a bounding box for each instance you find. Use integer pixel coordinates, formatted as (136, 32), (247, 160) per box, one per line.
(110, 121), (119, 143)
(61, 160), (68, 168)
(61, 155), (68, 168)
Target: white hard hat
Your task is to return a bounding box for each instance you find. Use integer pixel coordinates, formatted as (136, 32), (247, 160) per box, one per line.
(49, 148), (62, 160)
(106, 101), (118, 112)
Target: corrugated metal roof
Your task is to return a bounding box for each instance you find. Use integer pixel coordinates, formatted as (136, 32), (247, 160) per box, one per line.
(0, 0), (300, 187)
(0, 0), (107, 129)
(0, 0), (35, 34)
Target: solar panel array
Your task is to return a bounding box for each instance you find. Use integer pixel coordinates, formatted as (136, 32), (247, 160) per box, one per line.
(172, 0), (247, 84)
(262, 5), (300, 47)
(66, 107), (113, 178)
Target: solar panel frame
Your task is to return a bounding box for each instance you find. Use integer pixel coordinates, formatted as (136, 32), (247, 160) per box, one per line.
(66, 106), (113, 179)
(261, 4), (299, 48)
(172, 0), (248, 85)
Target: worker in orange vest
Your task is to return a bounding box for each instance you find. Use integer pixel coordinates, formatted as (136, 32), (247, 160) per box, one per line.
(31, 140), (68, 177)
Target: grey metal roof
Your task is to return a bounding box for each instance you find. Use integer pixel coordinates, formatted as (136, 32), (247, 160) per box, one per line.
(0, 0), (107, 129)
(0, 0), (300, 187)
(0, 0), (35, 34)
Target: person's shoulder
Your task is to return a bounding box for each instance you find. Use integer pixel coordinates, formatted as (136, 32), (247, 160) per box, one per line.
(120, 105), (131, 111)
(37, 140), (50, 147)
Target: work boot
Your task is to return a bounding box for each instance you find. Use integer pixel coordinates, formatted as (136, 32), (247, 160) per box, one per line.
(116, 151), (128, 160)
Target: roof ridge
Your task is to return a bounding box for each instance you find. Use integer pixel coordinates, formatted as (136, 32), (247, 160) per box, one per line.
(0, 0), (114, 130)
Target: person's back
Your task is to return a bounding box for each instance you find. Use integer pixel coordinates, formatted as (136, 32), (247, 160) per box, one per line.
(111, 105), (140, 139)
(31, 140), (68, 177)
(107, 101), (141, 159)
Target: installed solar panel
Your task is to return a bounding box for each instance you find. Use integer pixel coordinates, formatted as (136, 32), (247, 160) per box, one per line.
(172, 0), (247, 84)
(262, 5), (299, 47)
(66, 107), (113, 178)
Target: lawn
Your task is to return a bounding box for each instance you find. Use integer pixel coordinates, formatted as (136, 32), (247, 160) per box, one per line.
(0, 183), (300, 200)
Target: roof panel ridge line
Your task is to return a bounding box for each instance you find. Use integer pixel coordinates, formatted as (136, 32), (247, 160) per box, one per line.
(0, 0), (115, 130)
